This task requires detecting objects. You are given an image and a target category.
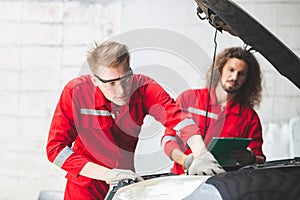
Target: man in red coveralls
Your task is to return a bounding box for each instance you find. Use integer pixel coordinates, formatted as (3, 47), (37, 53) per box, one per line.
(162, 47), (266, 175)
(46, 41), (225, 200)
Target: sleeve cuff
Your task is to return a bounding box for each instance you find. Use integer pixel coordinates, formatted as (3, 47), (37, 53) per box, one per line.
(61, 153), (90, 176)
(164, 140), (181, 158)
(178, 124), (200, 145)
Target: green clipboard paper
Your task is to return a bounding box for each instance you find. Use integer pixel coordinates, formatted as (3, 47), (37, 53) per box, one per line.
(207, 137), (252, 166)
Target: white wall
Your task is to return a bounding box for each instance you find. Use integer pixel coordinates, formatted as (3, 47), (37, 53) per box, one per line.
(0, 1), (122, 199)
(0, 0), (299, 199)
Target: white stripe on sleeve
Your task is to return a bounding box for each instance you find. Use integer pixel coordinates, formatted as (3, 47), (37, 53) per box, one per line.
(53, 146), (74, 168)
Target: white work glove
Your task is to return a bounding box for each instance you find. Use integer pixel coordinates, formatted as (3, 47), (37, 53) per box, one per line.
(230, 148), (256, 165)
(183, 154), (194, 170)
(106, 169), (144, 184)
(188, 151), (225, 175)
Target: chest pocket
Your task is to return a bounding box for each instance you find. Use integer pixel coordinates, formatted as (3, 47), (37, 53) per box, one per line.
(80, 108), (113, 130)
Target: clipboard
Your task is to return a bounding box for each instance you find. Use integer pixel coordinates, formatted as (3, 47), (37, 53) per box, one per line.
(207, 137), (252, 166)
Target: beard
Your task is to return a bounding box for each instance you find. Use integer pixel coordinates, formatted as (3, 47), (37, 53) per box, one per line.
(221, 80), (239, 94)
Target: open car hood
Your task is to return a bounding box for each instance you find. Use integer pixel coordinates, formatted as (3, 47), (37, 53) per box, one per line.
(194, 0), (300, 89)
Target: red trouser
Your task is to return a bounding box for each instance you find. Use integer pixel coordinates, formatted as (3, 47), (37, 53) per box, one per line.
(64, 177), (109, 200)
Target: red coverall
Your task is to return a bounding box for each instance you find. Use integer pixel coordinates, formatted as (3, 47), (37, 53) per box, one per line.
(162, 88), (266, 174)
(47, 74), (198, 199)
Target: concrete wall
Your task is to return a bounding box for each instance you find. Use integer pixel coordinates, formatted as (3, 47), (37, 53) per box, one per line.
(0, 1), (122, 199)
(0, 0), (299, 199)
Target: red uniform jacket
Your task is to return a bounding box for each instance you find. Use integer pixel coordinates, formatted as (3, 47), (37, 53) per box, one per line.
(47, 74), (199, 199)
(163, 88), (266, 174)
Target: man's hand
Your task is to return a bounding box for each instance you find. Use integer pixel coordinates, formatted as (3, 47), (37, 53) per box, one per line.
(230, 149), (256, 165)
(106, 169), (144, 184)
(183, 154), (194, 170)
(188, 151), (225, 175)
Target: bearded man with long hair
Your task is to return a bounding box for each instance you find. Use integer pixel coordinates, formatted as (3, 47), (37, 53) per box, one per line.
(163, 47), (266, 175)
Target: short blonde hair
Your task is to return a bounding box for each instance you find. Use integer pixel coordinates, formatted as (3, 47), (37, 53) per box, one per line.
(87, 41), (130, 73)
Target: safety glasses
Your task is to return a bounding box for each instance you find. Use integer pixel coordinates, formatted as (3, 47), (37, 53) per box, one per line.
(94, 68), (133, 89)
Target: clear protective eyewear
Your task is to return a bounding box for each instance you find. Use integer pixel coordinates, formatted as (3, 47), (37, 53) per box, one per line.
(94, 68), (133, 89)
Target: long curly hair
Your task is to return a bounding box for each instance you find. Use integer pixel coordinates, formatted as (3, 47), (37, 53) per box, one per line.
(206, 47), (262, 108)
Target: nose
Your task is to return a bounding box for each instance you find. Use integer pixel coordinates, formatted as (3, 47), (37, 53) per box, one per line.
(115, 83), (126, 96)
(232, 71), (238, 80)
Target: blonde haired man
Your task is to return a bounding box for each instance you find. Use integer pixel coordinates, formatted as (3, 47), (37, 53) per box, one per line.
(46, 41), (224, 199)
